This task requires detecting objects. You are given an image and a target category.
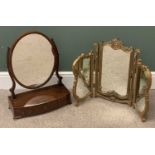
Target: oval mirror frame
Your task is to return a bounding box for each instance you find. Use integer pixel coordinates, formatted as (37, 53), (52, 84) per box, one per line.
(8, 32), (58, 90)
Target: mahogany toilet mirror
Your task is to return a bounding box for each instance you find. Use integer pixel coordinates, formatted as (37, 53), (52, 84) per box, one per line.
(7, 32), (71, 119)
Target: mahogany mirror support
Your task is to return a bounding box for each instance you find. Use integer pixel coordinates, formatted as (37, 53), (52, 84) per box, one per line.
(7, 47), (16, 99)
(7, 32), (71, 119)
(50, 38), (62, 85)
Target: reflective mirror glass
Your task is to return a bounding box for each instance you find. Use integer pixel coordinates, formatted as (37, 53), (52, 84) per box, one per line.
(76, 76), (90, 98)
(101, 45), (131, 97)
(135, 68), (147, 113)
(12, 33), (55, 88)
(80, 57), (90, 86)
(136, 97), (145, 112)
(139, 70), (147, 95)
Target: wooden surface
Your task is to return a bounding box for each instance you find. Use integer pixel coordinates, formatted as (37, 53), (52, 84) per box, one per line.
(8, 84), (71, 119)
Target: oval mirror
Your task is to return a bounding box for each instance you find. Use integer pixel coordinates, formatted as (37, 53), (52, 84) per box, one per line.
(11, 32), (55, 89)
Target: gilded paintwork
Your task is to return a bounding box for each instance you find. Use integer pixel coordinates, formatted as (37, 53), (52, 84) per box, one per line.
(95, 39), (137, 104)
(133, 61), (152, 121)
(72, 51), (94, 106)
(72, 38), (152, 121)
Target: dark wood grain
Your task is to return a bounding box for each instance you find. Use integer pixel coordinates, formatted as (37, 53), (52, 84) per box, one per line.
(7, 31), (71, 119)
(8, 84), (71, 119)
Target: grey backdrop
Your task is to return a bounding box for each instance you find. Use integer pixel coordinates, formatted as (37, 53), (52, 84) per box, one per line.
(0, 26), (154, 71)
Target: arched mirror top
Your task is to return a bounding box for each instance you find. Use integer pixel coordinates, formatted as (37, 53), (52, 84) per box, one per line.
(102, 38), (135, 53)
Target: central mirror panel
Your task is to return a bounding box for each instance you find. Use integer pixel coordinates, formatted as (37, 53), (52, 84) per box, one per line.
(98, 39), (133, 99)
(101, 45), (130, 96)
(12, 33), (55, 88)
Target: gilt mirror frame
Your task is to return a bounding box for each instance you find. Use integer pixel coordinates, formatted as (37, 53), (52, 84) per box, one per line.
(72, 38), (152, 121)
(133, 60), (152, 121)
(72, 51), (94, 104)
(94, 38), (140, 104)
(7, 31), (62, 99)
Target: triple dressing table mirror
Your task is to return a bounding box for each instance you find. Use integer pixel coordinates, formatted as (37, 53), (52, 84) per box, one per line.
(72, 38), (152, 121)
(7, 32), (71, 119)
